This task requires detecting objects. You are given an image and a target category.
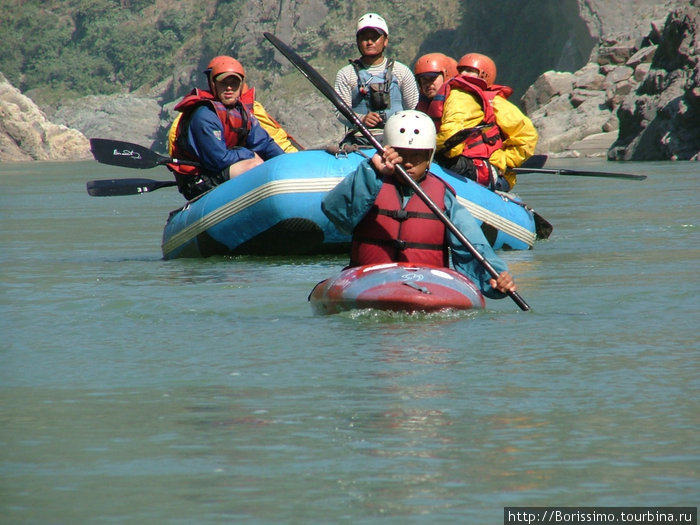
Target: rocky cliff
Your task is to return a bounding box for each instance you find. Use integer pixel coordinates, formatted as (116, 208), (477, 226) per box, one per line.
(0, 73), (91, 162)
(1, 0), (697, 162)
(610, 2), (700, 160)
(525, 0), (699, 160)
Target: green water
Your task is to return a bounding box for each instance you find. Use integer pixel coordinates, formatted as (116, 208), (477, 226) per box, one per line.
(1, 159), (698, 524)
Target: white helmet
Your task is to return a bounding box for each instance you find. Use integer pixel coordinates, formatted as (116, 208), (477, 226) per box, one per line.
(356, 13), (389, 36)
(383, 111), (437, 163)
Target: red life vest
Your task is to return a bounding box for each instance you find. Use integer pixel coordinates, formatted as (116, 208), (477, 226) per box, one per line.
(168, 88), (253, 177)
(415, 94), (431, 113)
(350, 173), (453, 267)
(427, 76), (512, 160)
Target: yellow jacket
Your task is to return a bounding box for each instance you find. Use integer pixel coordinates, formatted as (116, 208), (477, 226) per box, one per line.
(252, 100), (299, 153)
(436, 87), (537, 188)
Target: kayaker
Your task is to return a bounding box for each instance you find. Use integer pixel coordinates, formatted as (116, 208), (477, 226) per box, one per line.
(428, 53), (538, 191)
(167, 55), (284, 200)
(321, 110), (517, 299)
(334, 13), (419, 146)
(413, 53), (458, 113)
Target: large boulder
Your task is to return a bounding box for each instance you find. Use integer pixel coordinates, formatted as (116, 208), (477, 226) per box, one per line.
(524, 10), (695, 157)
(608, 2), (700, 160)
(0, 73), (91, 162)
(50, 94), (164, 150)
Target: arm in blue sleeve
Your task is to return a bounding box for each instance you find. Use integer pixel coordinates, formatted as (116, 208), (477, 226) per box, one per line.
(444, 190), (509, 299)
(321, 160), (383, 235)
(187, 106), (254, 172)
(244, 116), (285, 159)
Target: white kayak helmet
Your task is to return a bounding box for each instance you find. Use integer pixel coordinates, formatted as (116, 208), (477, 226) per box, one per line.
(356, 13), (389, 36)
(383, 110), (437, 163)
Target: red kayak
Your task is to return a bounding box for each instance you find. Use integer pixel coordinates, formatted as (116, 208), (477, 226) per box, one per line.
(309, 262), (486, 315)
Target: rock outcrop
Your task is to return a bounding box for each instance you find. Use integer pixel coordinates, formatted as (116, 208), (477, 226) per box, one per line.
(523, 0), (699, 159)
(0, 73), (91, 162)
(50, 94), (164, 152)
(609, 2), (700, 160)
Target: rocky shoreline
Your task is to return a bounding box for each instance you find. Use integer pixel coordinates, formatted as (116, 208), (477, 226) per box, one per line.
(1, 1), (697, 163)
(0, 73), (91, 162)
(525, 1), (699, 161)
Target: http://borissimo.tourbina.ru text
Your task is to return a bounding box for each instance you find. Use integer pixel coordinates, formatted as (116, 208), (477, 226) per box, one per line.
(504, 507), (697, 524)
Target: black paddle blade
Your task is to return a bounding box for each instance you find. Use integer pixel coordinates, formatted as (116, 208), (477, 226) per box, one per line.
(86, 178), (178, 196)
(520, 154), (548, 169)
(89, 138), (169, 169)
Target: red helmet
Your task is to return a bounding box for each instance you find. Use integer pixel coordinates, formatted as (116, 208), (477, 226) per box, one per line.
(413, 52), (452, 79)
(206, 55), (246, 82)
(457, 53), (497, 86)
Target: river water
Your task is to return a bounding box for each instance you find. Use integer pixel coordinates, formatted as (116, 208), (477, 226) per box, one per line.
(1, 158), (698, 524)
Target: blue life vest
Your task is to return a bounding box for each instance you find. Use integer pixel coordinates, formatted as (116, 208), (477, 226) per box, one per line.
(350, 59), (404, 126)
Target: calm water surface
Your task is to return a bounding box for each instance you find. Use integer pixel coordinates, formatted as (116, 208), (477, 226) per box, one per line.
(1, 159), (698, 524)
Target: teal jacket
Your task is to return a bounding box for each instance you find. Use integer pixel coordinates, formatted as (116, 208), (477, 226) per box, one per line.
(322, 159), (510, 299)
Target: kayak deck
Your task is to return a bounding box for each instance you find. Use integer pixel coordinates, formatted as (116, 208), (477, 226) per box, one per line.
(309, 263), (486, 315)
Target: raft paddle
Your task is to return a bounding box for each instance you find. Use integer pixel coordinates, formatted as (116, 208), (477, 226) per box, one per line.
(89, 138), (199, 170)
(264, 32), (530, 312)
(513, 166), (647, 180)
(86, 138), (195, 196)
(520, 154), (548, 169)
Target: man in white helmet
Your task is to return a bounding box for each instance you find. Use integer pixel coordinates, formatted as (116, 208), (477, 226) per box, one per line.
(322, 110), (517, 299)
(334, 13), (419, 146)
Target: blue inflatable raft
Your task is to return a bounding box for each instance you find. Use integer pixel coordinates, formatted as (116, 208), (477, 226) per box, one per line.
(161, 149), (551, 260)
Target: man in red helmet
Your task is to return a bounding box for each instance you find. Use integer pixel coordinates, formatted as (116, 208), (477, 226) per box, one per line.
(167, 56), (284, 200)
(428, 53), (538, 191)
(413, 53), (457, 113)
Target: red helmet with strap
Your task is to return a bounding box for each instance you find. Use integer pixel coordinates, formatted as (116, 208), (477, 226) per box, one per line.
(457, 53), (497, 86)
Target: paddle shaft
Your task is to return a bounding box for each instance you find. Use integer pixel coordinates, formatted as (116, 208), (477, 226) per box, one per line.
(264, 32), (529, 311)
(513, 166), (646, 180)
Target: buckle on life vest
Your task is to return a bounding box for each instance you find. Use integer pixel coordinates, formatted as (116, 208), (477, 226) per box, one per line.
(484, 132), (500, 146)
(393, 239), (407, 250)
(391, 209), (408, 220)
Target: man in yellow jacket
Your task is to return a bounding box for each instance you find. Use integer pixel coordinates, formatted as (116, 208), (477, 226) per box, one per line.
(428, 53), (537, 190)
